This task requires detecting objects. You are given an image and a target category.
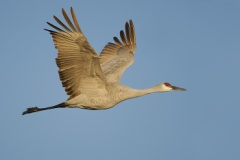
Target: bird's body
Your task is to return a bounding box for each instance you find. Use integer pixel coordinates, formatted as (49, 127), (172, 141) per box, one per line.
(65, 84), (142, 110)
(64, 83), (170, 110)
(22, 7), (186, 115)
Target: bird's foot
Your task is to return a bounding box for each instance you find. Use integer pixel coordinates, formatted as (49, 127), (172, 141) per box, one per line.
(22, 107), (39, 115)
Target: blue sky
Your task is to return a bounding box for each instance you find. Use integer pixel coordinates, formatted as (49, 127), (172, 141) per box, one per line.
(1, 0), (240, 160)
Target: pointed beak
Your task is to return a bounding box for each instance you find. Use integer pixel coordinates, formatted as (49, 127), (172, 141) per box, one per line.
(171, 85), (186, 91)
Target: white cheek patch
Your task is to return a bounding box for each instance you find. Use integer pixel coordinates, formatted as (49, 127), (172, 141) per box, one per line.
(162, 85), (172, 91)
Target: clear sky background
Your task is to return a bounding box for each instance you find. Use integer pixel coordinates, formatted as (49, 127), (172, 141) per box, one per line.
(1, 0), (240, 160)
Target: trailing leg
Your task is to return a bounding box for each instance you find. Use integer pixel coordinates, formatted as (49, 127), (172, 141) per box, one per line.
(22, 103), (66, 115)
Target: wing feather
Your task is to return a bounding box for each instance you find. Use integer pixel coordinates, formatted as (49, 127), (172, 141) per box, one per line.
(113, 37), (123, 47)
(45, 7), (108, 100)
(120, 30), (128, 45)
(62, 8), (77, 32)
(70, 7), (82, 33)
(53, 16), (72, 32)
(100, 20), (136, 83)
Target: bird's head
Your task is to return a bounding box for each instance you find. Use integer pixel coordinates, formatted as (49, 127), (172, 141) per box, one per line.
(154, 82), (186, 92)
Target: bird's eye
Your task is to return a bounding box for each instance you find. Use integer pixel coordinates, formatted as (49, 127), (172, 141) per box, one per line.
(164, 82), (171, 87)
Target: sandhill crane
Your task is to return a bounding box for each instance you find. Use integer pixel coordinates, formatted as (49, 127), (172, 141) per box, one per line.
(22, 7), (186, 115)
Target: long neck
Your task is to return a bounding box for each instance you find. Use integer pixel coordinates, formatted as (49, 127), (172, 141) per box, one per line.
(116, 84), (166, 102)
(134, 85), (166, 97)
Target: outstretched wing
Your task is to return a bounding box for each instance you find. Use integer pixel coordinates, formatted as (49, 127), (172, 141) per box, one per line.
(100, 20), (136, 83)
(45, 7), (108, 100)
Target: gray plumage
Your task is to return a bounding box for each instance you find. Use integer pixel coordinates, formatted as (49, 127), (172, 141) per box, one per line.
(22, 7), (186, 115)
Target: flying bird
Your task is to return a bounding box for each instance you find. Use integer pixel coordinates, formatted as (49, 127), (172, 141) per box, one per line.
(22, 7), (186, 115)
